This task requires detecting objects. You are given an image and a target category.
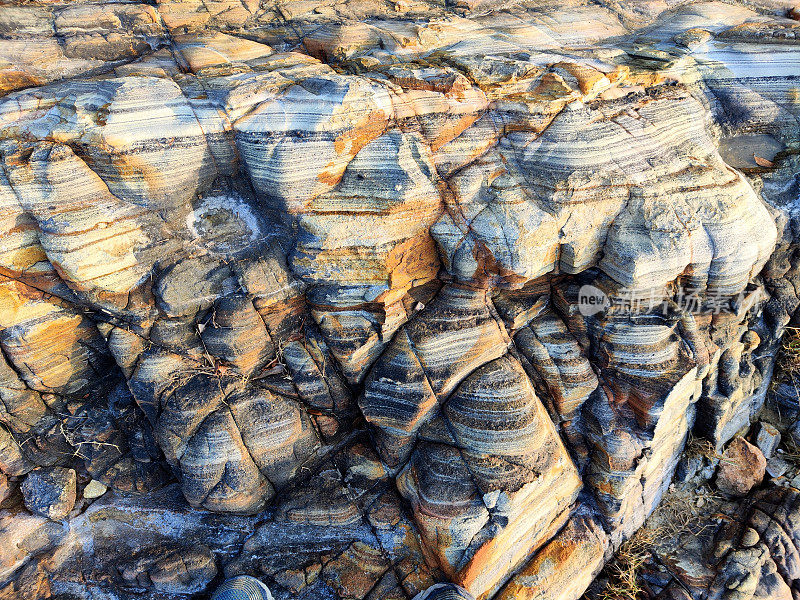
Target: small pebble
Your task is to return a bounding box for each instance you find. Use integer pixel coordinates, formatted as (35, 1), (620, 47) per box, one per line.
(767, 457), (789, 479)
(83, 479), (108, 499)
(741, 527), (760, 547)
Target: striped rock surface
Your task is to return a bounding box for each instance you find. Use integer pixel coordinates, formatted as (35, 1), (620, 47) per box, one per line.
(0, 1), (799, 600)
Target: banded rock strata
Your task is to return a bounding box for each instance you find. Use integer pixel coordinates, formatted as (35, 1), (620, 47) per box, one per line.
(0, 0), (799, 599)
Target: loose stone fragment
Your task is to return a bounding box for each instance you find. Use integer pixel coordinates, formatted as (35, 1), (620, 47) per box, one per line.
(21, 467), (77, 521)
(753, 423), (781, 460)
(716, 437), (766, 497)
(83, 480), (108, 499)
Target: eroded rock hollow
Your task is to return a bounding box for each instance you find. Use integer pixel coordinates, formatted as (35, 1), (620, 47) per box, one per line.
(1, 0), (799, 598)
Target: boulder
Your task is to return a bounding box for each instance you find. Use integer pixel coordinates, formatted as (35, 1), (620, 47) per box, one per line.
(21, 467), (77, 521)
(715, 437), (766, 497)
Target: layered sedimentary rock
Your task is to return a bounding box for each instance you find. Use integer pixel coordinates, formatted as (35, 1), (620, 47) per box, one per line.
(0, 0), (799, 599)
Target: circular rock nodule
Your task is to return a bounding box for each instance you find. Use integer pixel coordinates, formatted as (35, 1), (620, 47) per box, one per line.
(210, 576), (274, 600)
(413, 583), (476, 600)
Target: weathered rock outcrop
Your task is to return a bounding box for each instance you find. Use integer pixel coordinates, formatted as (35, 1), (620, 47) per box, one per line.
(632, 469), (800, 600)
(0, 0), (799, 599)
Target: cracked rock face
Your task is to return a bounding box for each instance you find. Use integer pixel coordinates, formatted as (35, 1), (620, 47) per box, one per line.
(0, 0), (799, 599)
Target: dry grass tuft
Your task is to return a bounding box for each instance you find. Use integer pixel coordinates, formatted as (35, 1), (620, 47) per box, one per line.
(596, 527), (662, 600)
(776, 327), (800, 383)
(685, 433), (741, 468)
(651, 486), (719, 538)
(593, 483), (720, 600)
(686, 434), (719, 462)
(57, 419), (122, 461)
(782, 437), (800, 469)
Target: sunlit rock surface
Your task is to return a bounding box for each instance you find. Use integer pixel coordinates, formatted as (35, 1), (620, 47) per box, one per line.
(0, 0), (799, 598)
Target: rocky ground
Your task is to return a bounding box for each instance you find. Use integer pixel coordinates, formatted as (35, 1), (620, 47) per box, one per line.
(585, 381), (800, 600)
(0, 0), (799, 599)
